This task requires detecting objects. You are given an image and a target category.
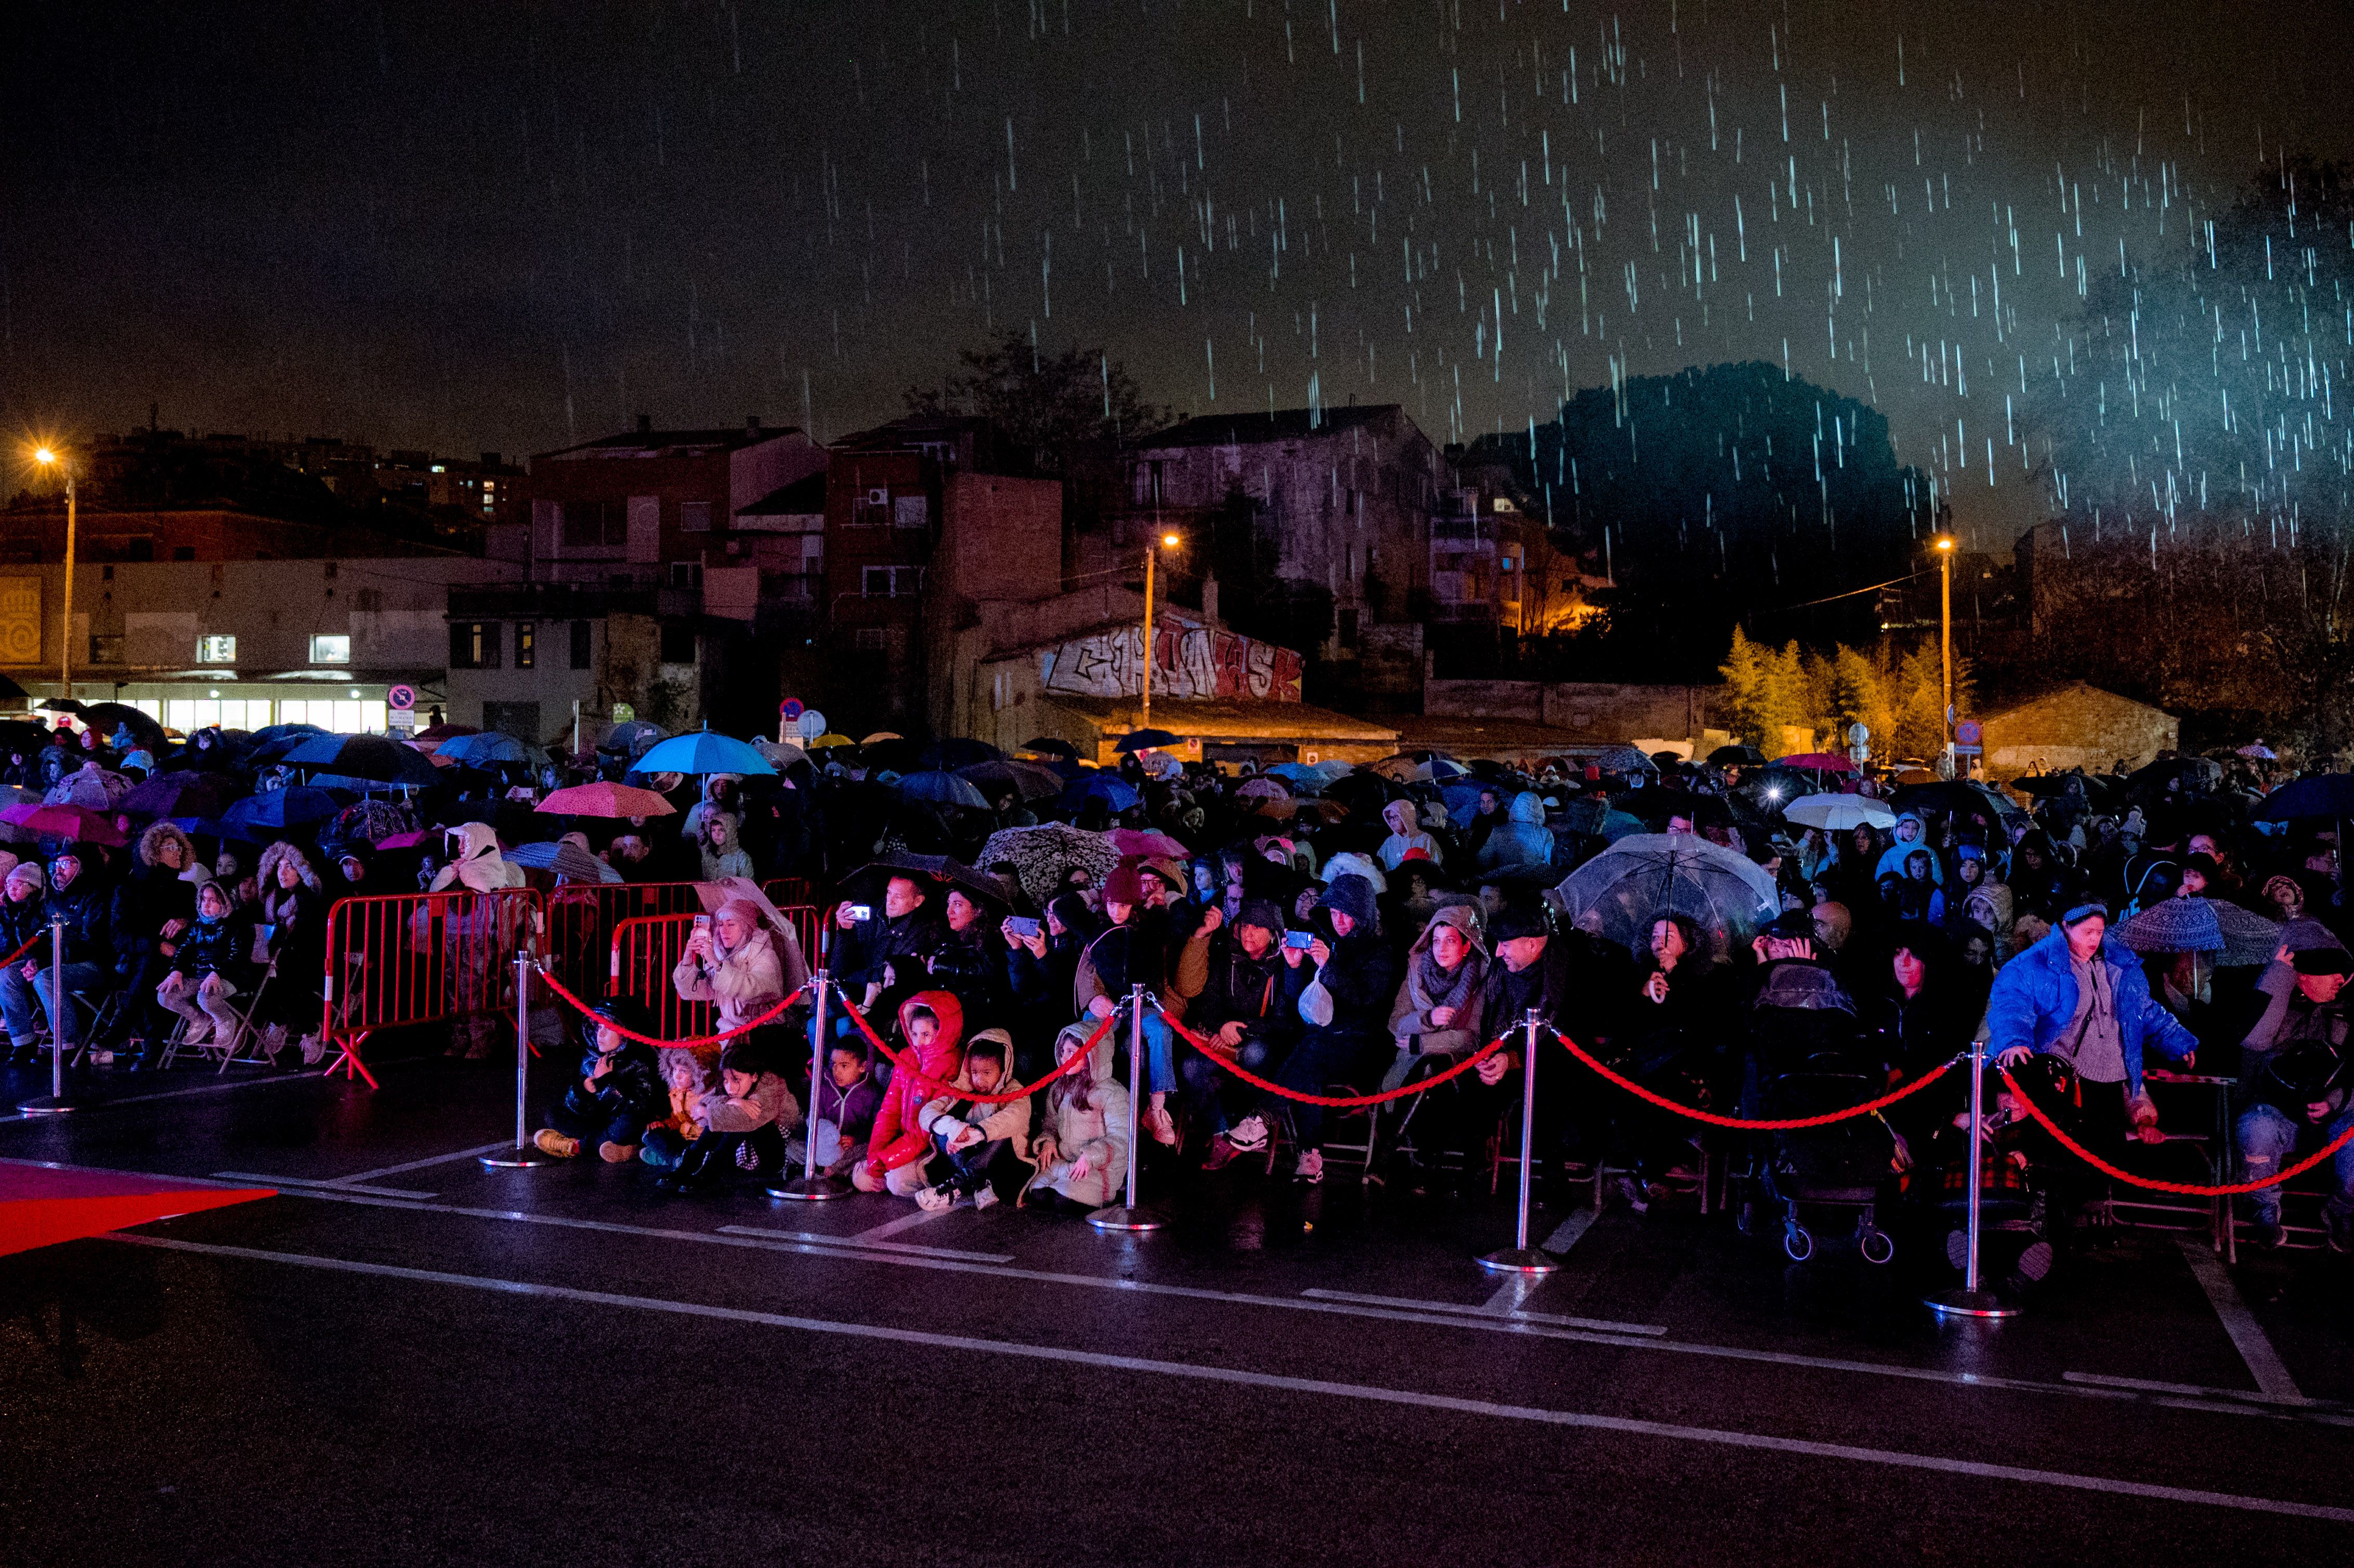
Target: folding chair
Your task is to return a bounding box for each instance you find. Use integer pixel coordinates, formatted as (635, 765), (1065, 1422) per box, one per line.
(159, 959), (279, 1071)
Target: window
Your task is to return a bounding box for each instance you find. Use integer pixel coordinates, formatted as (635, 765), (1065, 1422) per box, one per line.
(1132, 459), (1166, 504)
(891, 495), (927, 529)
(569, 619), (592, 670)
(450, 621), (500, 669)
(678, 501), (714, 533)
(309, 634), (351, 665)
(560, 499), (629, 548)
(851, 487), (891, 527)
(667, 561), (703, 590)
(853, 627), (889, 654)
(514, 623), (535, 669)
(861, 565), (924, 597)
(658, 623), (698, 665)
(196, 634), (237, 664)
(88, 635), (123, 664)
(125, 539), (154, 561)
(173, 545), (196, 561)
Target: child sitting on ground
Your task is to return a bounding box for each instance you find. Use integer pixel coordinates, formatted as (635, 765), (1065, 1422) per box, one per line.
(536, 999), (665, 1163)
(855, 990), (965, 1198)
(1026, 1020), (1131, 1213)
(785, 1041), (883, 1179)
(912, 1028), (1031, 1211)
(660, 1040), (804, 1193)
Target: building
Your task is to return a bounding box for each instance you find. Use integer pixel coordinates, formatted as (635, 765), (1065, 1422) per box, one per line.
(1978, 682), (2179, 776)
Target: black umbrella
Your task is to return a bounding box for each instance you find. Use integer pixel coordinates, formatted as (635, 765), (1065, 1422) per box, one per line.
(1708, 744), (1769, 768)
(2253, 774), (2354, 822)
(120, 770), (244, 819)
(0, 719), (55, 756)
(285, 733), (443, 786)
(920, 737), (1004, 769)
(1021, 737), (1079, 759)
(857, 737), (929, 775)
(76, 702), (167, 749)
(0, 672), (27, 703)
(842, 854), (1015, 911)
(1891, 780), (2023, 822)
(1114, 728), (1182, 753)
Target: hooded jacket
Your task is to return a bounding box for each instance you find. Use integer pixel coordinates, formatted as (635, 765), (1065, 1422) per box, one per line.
(1875, 814), (1945, 886)
(1983, 926), (2199, 1099)
(1384, 903), (1490, 1085)
(569, 1036), (666, 1129)
(1029, 1020), (1131, 1209)
(430, 821), (525, 894)
(43, 865), (115, 970)
(916, 1028), (1033, 1152)
(672, 921), (788, 1033)
(1304, 874), (1398, 1039)
(171, 887), (252, 981)
(257, 841), (329, 976)
(692, 1067), (805, 1136)
(865, 990), (965, 1176)
(1474, 792), (1556, 873)
(813, 1058), (884, 1154)
(1377, 798), (1444, 871)
(1192, 899), (1299, 1044)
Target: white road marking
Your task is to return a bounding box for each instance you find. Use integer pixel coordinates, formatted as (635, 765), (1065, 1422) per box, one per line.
(2177, 1240), (2306, 1404)
(1, 1070), (333, 1122)
(109, 1233), (2354, 1525)
(325, 1143), (513, 1184)
(721, 1226), (1014, 1263)
(2063, 1370), (2340, 1413)
(1476, 1209), (1603, 1312)
(1301, 1288), (1665, 1336)
(212, 1172), (439, 1200)
(852, 1206), (954, 1242)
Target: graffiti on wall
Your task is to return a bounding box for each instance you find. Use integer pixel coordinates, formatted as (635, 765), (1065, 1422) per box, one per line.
(0, 580), (40, 663)
(1041, 622), (1304, 703)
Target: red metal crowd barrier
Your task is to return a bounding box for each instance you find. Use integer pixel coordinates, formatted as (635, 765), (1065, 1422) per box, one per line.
(542, 880), (711, 994)
(320, 888), (542, 1089)
(606, 906), (825, 1042)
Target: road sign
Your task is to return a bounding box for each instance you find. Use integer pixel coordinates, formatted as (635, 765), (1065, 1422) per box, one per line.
(1846, 722), (1870, 745)
(1952, 744), (1983, 757)
(780, 698), (805, 722)
(387, 684), (416, 712)
(1955, 720), (1983, 747)
(795, 709), (828, 741)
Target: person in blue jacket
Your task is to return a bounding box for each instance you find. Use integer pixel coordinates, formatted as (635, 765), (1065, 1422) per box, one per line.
(1984, 900), (2198, 1244)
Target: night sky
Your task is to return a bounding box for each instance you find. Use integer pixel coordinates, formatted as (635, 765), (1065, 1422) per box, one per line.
(5, 1), (2349, 546)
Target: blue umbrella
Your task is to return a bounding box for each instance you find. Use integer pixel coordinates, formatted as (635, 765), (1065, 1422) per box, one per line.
(220, 787), (345, 835)
(437, 731), (534, 766)
(896, 769), (992, 808)
(635, 730), (777, 776)
(1438, 780), (1485, 829)
(1061, 774), (1141, 813)
(1267, 762), (1324, 788)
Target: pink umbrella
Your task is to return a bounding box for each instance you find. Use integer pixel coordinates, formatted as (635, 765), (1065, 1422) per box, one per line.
(1773, 752), (1857, 774)
(373, 830), (432, 849)
(0, 802), (129, 845)
(535, 781), (678, 819)
(1106, 827), (1189, 859)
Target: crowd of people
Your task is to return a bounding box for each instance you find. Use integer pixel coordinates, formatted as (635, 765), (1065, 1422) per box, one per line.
(5, 712), (2348, 1267)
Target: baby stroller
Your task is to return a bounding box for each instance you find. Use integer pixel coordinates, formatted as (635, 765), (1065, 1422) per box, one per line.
(1738, 1048), (1900, 1263)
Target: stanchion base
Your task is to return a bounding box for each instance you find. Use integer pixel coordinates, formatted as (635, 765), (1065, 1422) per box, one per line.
(1474, 1246), (1561, 1275)
(1923, 1287), (2021, 1319)
(1086, 1203), (1168, 1232)
(17, 1093), (93, 1116)
(766, 1174), (853, 1201)
(479, 1147), (558, 1169)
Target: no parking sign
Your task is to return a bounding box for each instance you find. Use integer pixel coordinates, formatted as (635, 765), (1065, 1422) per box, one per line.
(387, 685), (416, 712)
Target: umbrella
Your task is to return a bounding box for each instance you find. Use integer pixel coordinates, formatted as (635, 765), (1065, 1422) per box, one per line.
(1708, 744), (1769, 768)
(978, 822), (1122, 905)
(436, 731), (535, 766)
(1114, 728), (1182, 753)
(1437, 779), (1486, 828)
(1106, 827), (1189, 859)
(1021, 737), (1079, 759)
(2125, 756), (2222, 801)
(1592, 744), (1661, 775)
(635, 730), (776, 777)
(895, 770), (993, 809)
(285, 733), (443, 786)
(325, 799), (416, 847)
(0, 802), (128, 845)
(957, 759), (1066, 802)
(76, 702), (167, 749)
(920, 738), (1004, 769)
(1265, 763), (1324, 790)
(0, 720), (56, 757)
(600, 719), (666, 756)
(254, 722), (331, 744)
(0, 673), (22, 703)
(413, 722), (480, 742)
(373, 829), (433, 850)
(861, 730), (905, 745)
(2205, 899), (2283, 967)
(1891, 781), (2022, 822)
(1547, 833), (1780, 965)
(1781, 793), (1897, 832)
(807, 733), (856, 750)
(536, 782), (677, 818)
(120, 772), (243, 819)
(1773, 752), (1856, 773)
(2253, 775), (2354, 822)
(753, 738), (806, 769)
(1309, 759), (1354, 781)
(2116, 898), (2225, 956)
(1244, 795), (1346, 824)
(842, 854), (1013, 911)
(1234, 776), (1291, 802)
(2236, 742), (2279, 761)
(507, 839), (622, 883)
(44, 766), (129, 811)
(220, 787), (345, 835)
(1061, 773), (1141, 813)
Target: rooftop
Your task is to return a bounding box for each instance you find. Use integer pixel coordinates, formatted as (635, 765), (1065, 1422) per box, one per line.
(739, 471), (828, 516)
(1132, 404), (1402, 450)
(538, 419), (805, 463)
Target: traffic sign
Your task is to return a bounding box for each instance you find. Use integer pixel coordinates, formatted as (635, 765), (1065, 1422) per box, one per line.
(1846, 722), (1870, 744)
(780, 698), (805, 722)
(795, 709), (828, 740)
(387, 684), (416, 712)
(1955, 720), (1983, 747)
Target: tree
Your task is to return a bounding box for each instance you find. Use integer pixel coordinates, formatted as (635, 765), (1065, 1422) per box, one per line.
(905, 330), (1170, 476)
(1716, 626), (1771, 746)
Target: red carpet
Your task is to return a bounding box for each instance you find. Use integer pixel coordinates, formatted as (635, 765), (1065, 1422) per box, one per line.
(0, 1162), (274, 1257)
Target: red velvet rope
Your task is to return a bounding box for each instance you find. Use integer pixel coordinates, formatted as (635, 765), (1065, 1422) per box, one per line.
(1551, 1028), (1960, 1129)
(1158, 1007), (1508, 1106)
(1998, 1069), (2354, 1195)
(536, 962), (805, 1049)
(833, 985), (1117, 1104)
(0, 932), (39, 970)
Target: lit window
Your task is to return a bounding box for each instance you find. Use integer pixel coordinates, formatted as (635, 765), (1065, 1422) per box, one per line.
(310, 634), (351, 665)
(196, 634), (237, 664)
(515, 622), (536, 669)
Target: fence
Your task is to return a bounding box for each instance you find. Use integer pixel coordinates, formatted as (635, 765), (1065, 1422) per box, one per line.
(542, 881), (710, 994)
(320, 888), (542, 1088)
(606, 906), (825, 1043)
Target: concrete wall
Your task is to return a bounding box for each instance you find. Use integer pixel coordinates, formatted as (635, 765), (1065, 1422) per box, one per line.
(939, 473), (1063, 604)
(1423, 678), (1713, 744)
(1981, 683), (2178, 775)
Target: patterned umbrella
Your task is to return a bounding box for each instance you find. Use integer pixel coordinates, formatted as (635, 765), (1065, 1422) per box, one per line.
(1550, 833), (1779, 965)
(978, 822), (1121, 906)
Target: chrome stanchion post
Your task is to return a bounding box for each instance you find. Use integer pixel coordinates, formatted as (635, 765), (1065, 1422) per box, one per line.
(481, 950), (554, 1168)
(1479, 1010), (1559, 1273)
(20, 917), (89, 1115)
(1089, 982), (1166, 1232)
(1925, 1039), (2019, 1318)
(770, 974), (850, 1200)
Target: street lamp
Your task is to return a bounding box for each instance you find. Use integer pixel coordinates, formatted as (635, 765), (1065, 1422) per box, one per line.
(1140, 531), (1182, 729)
(1933, 534), (1956, 766)
(33, 447), (74, 711)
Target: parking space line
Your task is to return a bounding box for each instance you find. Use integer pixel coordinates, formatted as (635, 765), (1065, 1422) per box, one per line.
(720, 1226), (1015, 1263)
(2063, 1370), (2340, 1413)
(1301, 1288), (1665, 1336)
(2177, 1240), (2306, 1404)
(1476, 1209), (1604, 1312)
(109, 1232), (2354, 1525)
(326, 1143), (512, 1185)
(1, 1070), (333, 1122)
(212, 1171), (439, 1200)
(853, 1207), (953, 1242)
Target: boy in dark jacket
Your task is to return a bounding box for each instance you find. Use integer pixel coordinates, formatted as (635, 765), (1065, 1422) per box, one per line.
(1195, 898), (1302, 1168)
(537, 999), (666, 1163)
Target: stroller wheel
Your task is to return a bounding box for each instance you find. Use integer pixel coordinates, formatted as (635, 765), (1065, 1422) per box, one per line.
(1783, 1224), (1814, 1263)
(1860, 1229), (1895, 1266)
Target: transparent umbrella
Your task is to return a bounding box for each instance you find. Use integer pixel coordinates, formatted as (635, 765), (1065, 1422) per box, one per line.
(1548, 833), (1781, 966)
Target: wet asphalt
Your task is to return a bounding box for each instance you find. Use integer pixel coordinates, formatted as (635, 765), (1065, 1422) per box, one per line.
(5, 1041), (2353, 1567)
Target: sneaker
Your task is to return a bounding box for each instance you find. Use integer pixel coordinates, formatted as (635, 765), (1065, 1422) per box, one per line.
(2249, 1218), (2287, 1250)
(89, 1048), (114, 1066)
(915, 1184), (954, 1212)
(1226, 1114), (1270, 1153)
(2013, 1240), (2055, 1282)
(1144, 1104), (1179, 1146)
(534, 1129), (581, 1159)
(598, 1141), (638, 1164)
(182, 1022), (214, 1048)
(1202, 1133), (1246, 1171)
(970, 1185), (999, 1211)
(299, 1033), (327, 1066)
(1293, 1148), (1324, 1184)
